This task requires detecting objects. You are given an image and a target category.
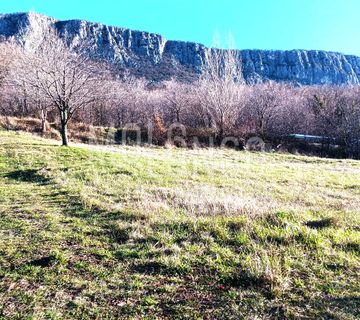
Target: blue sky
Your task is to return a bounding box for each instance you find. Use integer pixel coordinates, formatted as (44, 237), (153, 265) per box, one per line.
(1, 0), (360, 56)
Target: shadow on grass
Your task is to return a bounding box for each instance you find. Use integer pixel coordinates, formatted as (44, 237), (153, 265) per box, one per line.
(328, 296), (360, 317)
(305, 217), (338, 229)
(130, 261), (185, 276)
(29, 256), (55, 267)
(4, 169), (52, 185)
(307, 296), (360, 319)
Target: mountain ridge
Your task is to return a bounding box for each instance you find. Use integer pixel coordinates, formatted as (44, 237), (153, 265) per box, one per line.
(1, 12), (360, 85)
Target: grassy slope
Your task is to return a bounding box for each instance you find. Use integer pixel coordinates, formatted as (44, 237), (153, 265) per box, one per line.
(0, 130), (359, 319)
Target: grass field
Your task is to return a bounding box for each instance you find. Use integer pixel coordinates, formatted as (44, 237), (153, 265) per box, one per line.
(0, 130), (359, 319)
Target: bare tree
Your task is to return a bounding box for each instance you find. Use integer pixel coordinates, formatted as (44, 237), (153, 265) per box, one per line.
(163, 79), (193, 123)
(308, 86), (360, 155)
(0, 42), (20, 114)
(0, 43), (11, 89)
(32, 87), (52, 133)
(240, 81), (292, 138)
(13, 24), (106, 145)
(196, 48), (244, 142)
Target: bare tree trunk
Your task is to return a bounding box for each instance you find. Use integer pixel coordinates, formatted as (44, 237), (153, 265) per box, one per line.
(218, 127), (224, 145)
(60, 120), (69, 146)
(40, 109), (47, 134)
(41, 118), (47, 134)
(60, 109), (69, 146)
(218, 114), (225, 145)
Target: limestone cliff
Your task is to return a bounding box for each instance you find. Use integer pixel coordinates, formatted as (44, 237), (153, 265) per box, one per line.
(1, 12), (360, 84)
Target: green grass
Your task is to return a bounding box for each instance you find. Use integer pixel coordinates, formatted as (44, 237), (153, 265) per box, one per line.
(0, 130), (359, 319)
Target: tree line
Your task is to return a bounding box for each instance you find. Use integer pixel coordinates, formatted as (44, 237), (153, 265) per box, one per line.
(0, 24), (359, 157)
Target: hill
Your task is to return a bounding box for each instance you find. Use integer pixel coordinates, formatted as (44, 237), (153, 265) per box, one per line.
(0, 130), (359, 318)
(1, 12), (360, 84)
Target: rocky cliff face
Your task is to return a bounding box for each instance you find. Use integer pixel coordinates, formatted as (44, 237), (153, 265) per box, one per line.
(1, 12), (360, 85)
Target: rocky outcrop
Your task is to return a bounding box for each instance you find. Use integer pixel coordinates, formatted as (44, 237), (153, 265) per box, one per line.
(240, 49), (360, 85)
(1, 12), (360, 85)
